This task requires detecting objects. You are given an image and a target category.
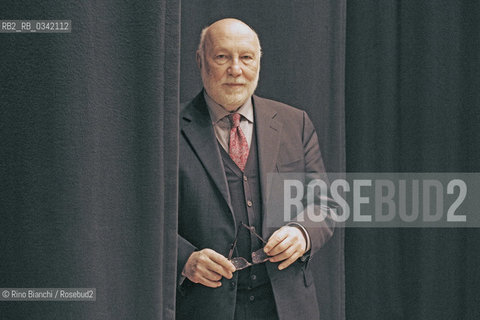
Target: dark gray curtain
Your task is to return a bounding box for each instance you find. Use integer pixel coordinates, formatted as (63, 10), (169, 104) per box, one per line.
(180, 1), (346, 320)
(0, 1), (179, 319)
(346, 1), (480, 319)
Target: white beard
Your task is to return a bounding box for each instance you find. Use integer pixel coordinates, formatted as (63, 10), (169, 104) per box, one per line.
(201, 66), (259, 111)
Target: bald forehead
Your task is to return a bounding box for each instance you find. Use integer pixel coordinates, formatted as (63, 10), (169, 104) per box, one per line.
(204, 19), (260, 52)
(208, 19), (256, 38)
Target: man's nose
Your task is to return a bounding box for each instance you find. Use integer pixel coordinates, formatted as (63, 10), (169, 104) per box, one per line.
(228, 59), (242, 77)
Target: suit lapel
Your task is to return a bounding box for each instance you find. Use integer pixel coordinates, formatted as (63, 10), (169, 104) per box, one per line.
(181, 93), (232, 211)
(253, 95), (283, 218)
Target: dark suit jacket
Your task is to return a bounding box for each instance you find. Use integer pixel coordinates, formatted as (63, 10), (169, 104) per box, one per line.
(177, 91), (335, 320)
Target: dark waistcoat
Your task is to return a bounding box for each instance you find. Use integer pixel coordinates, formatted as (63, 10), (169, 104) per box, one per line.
(219, 129), (269, 289)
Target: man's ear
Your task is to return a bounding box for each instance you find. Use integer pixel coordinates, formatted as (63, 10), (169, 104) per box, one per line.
(196, 51), (202, 69)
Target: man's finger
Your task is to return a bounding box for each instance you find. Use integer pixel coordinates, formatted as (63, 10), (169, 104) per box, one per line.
(207, 258), (233, 279)
(269, 245), (296, 263)
(198, 277), (222, 288)
(278, 252), (301, 270)
(264, 228), (289, 253)
(266, 237), (294, 256)
(202, 268), (223, 282)
(206, 250), (236, 274)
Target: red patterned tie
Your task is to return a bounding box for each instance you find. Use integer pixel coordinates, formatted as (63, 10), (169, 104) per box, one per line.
(228, 113), (249, 171)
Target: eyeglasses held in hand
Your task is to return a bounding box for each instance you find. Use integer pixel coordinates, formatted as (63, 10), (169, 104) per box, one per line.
(228, 222), (270, 271)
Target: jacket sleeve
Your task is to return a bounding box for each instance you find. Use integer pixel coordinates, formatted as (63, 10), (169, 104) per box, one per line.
(177, 234), (197, 287)
(297, 111), (336, 257)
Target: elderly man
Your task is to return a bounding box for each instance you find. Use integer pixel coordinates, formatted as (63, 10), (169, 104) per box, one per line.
(177, 18), (334, 320)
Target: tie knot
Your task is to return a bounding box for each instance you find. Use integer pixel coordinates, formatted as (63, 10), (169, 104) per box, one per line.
(228, 113), (241, 128)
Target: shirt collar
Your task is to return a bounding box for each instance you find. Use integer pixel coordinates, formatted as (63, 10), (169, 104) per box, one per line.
(204, 90), (254, 124)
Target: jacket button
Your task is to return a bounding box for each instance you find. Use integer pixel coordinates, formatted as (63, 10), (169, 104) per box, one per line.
(247, 200), (252, 207)
(231, 281), (236, 288)
(251, 274), (256, 281)
(249, 295), (255, 302)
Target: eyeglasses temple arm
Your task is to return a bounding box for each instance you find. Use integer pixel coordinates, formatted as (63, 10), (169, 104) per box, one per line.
(241, 222), (268, 244)
(228, 222), (244, 260)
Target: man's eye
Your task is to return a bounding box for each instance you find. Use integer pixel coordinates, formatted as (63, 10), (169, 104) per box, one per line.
(214, 55), (229, 64)
(241, 55), (253, 60)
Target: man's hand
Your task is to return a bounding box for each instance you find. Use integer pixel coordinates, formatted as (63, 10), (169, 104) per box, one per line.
(263, 226), (307, 270)
(182, 248), (236, 288)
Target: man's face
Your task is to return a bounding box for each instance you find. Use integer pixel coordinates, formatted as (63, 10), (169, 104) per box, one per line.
(199, 21), (260, 111)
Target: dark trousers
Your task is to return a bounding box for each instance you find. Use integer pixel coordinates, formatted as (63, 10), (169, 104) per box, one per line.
(234, 282), (279, 320)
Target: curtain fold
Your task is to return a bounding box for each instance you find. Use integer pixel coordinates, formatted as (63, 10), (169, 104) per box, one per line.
(0, 1), (180, 319)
